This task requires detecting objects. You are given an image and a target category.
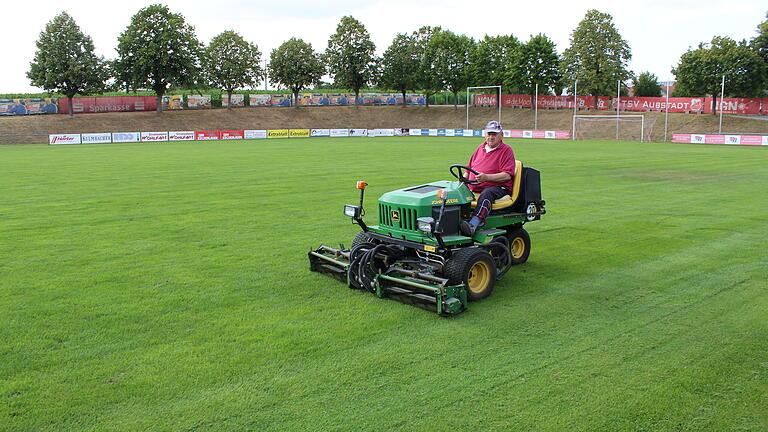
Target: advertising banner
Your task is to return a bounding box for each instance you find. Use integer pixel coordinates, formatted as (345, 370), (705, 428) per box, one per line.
(428, 129), (438, 136)
(311, 129), (331, 137)
(507, 130), (570, 139)
(349, 129), (368, 137)
(49, 134), (81, 145)
(408, 129), (421, 136)
(112, 132), (141, 143)
(330, 129), (349, 137)
(268, 129), (289, 138)
(395, 128), (410, 136)
(707, 98), (762, 115)
(169, 131), (195, 141)
(289, 129), (310, 137)
(81, 133), (112, 144)
(244, 130), (268, 139)
(141, 132), (169, 142)
(162, 95), (183, 110)
(612, 97), (706, 113)
(249, 94), (272, 106)
(672, 133), (768, 145)
(195, 131), (220, 140)
(371, 129), (395, 137)
(262, 94), (292, 107)
(222, 94), (245, 107)
(59, 96), (155, 114)
(221, 130), (244, 140)
(1, 98), (58, 115)
(187, 95), (211, 109)
(476, 94), (609, 110)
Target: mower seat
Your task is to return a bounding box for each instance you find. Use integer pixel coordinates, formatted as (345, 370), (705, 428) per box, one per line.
(470, 160), (523, 210)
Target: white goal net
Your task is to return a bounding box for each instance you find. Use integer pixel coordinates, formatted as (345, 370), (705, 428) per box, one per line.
(573, 115), (653, 142)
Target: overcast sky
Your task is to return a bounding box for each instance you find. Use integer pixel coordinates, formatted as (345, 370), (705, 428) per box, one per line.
(2, 0), (766, 94)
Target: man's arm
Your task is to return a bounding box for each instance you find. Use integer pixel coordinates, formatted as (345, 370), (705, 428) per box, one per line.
(475, 172), (511, 183)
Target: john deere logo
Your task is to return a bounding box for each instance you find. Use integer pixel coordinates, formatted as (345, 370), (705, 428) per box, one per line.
(391, 210), (400, 222)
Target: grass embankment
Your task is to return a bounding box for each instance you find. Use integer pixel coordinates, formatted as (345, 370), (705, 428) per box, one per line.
(0, 138), (766, 431)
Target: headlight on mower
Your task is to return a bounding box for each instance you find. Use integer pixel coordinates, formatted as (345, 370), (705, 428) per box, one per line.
(417, 217), (435, 233)
(343, 204), (361, 218)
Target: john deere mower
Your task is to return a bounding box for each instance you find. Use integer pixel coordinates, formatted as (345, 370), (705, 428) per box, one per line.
(308, 161), (545, 316)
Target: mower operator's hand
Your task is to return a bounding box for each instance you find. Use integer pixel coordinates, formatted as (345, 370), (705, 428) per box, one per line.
(475, 173), (490, 183)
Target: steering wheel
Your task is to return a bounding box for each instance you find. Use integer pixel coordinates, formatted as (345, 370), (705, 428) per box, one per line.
(450, 164), (480, 185)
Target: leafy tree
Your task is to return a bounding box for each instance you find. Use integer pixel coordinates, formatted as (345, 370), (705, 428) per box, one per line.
(114, 4), (202, 113)
(632, 71), (662, 97)
(325, 16), (377, 104)
(203, 30), (262, 109)
(752, 12), (768, 90)
(27, 12), (107, 116)
(521, 34), (561, 107)
(414, 26), (443, 108)
(562, 9), (632, 107)
(673, 36), (767, 113)
(269, 38), (324, 106)
(379, 33), (420, 105)
(426, 29), (475, 107)
(470, 35), (523, 105)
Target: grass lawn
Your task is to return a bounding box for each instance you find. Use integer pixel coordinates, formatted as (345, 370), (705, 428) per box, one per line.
(1, 137), (766, 431)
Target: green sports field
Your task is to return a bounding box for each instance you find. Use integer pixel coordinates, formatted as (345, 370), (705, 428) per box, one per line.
(1, 137), (766, 431)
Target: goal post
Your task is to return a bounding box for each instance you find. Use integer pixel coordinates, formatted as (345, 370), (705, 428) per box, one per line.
(573, 115), (647, 142)
(466, 85), (501, 130)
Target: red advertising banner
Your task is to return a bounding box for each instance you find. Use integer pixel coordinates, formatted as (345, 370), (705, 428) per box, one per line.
(195, 131), (220, 140)
(612, 97), (707, 113)
(59, 96), (157, 114)
(704, 98), (764, 115)
(220, 130), (244, 140)
(475, 94), (610, 109)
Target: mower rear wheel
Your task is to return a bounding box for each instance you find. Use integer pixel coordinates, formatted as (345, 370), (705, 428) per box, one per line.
(445, 248), (497, 301)
(506, 227), (531, 265)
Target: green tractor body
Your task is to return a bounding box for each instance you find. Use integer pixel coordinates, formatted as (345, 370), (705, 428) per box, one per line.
(309, 164), (545, 316)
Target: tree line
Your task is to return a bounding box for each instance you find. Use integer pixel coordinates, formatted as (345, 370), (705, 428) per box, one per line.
(27, 5), (768, 116)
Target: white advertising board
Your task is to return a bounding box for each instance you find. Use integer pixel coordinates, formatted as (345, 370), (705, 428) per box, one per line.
(49, 134), (81, 145)
(81, 133), (111, 144)
(311, 129), (331, 137)
(349, 129), (368, 137)
(330, 129), (349, 137)
(244, 130), (268, 139)
(168, 131), (195, 141)
(112, 132), (141, 143)
(141, 132), (169, 142)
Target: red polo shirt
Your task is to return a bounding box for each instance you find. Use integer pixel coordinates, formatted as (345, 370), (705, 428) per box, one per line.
(467, 141), (516, 192)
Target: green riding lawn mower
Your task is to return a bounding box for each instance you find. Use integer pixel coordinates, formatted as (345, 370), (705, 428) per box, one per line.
(308, 160), (545, 316)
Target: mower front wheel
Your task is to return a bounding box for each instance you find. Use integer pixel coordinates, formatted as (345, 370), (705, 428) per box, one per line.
(445, 248), (497, 301)
(351, 232), (373, 249)
(507, 227), (531, 265)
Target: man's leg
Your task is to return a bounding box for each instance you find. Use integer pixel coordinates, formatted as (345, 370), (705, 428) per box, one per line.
(461, 186), (509, 236)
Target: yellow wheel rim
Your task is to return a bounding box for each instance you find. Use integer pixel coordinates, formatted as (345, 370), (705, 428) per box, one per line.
(468, 261), (492, 294)
(511, 237), (525, 259)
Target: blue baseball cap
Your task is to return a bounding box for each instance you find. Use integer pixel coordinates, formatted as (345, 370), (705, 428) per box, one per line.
(483, 121), (502, 134)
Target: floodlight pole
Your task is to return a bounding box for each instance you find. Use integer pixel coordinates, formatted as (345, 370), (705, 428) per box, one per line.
(719, 75), (725, 134)
(572, 80), (577, 140)
(664, 82), (670, 141)
(534, 83), (539, 130)
(616, 80), (620, 140)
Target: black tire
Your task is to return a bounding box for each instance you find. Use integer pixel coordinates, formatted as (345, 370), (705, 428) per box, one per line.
(445, 248), (497, 301)
(506, 227), (531, 265)
(351, 231), (373, 249)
